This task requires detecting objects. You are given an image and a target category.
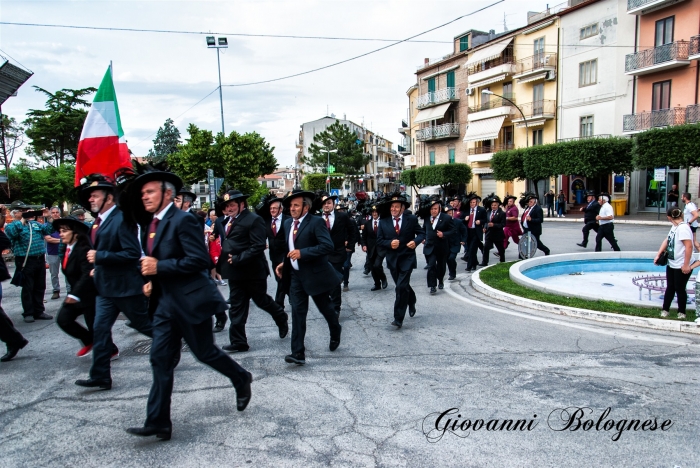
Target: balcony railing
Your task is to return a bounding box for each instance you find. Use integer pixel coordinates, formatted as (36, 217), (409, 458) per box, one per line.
(625, 41), (689, 73)
(416, 123), (460, 141)
(467, 55), (515, 75)
(627, 0), (686, 13)
(557, 134), (612, 142)
(468, 143), (514, 155)
(690, 35), (700, 58)
(511, 100), (556, 120)
(417, 87), (459, 109)
(686, 104), (700, 124)
(515, 53), (557, 77)
(467, 96), (515, 113)
(622, 108), (686, 132)
(398, 138), (411, 154)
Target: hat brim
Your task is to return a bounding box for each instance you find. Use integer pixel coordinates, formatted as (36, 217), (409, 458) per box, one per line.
(78, 184), (116, 212)
(53, 217), (90, 236)
(178, 191), (197, 200)
(132, 172), (184, 194)
(282, 190), (316, 208)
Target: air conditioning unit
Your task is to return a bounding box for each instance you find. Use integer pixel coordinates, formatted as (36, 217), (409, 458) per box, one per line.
(545, 70), (557, 81)
(465, 87), (474, 96)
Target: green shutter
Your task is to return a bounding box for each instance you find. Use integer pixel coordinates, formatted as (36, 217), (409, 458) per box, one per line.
(446, 71), (455, 89)
(430, 151), (435, 166)
(449, 148), (455, 164)
(460, 36), (468, 52)
(428, 78), (435, 93)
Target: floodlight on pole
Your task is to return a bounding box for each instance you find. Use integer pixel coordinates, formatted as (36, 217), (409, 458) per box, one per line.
(206, 36), (228, 135)
(482, 90), (528, 147)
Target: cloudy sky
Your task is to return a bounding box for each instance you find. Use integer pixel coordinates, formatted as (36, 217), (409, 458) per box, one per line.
(1, 0), (553, 168)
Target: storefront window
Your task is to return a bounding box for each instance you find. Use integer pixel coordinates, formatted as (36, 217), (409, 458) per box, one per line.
(645, 169), (665, 209)
(613, 175), (626, 194)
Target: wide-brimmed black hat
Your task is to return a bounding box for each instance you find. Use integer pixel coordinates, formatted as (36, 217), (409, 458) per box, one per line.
(9, 200), (32, 210)
(444, 205), (455, 212)
(255, 193), (284, 220)
(483, 193), (502, 207)
(504, 195), (517, 203)
(216, 189), (249, 211)
(177, 188), (197, 201)
(77, 174), (118, 213)
(53, 216), (90, 236)
(383, 192), (411, 208)
(282, 189), (316, 209)
(312, 191), (338, 213)
(586, 190), (596, 197)
(115, 162), (184, 226)
(598, 192), (611, 200)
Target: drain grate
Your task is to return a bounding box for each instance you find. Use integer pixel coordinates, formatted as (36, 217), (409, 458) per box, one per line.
(120, 340), (191, 357)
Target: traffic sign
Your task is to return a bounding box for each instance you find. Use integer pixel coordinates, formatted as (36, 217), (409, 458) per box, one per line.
(330, 189), (341, 196)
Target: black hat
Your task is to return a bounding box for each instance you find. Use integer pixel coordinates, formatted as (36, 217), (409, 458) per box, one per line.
(282, 189), (316, 209)
(115, 161), (184, 226)
(255, 193), (284, 220)
(518, 191), (537, 208)
(383, 191), (410, 208)
(466, 191), (482, 202)
(9, 200), (31, 210)
(586, 190), (596, 197)
(504, 195), (517, 203)
(598, 192), (611, 201)
(335, 204), (348, 211)
(53, 216), (90, 236)
(77, 174), (118, 213)
(483, 193), (502, 208)
(70, 208), (87, 216)
(444, 205), (455, 212)
(218, 190), (249, 207)
(177, 188), (197, 201)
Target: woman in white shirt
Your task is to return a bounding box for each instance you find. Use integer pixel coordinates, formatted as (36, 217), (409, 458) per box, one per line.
(654, 206), (693, 320)
(681, 192), (700, 251)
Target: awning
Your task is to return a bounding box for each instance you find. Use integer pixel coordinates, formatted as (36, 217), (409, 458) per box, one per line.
(413, 102), (452, 124)
(418, 185), (441, 195)
(463, 115), (506, 142)
(518, 72), (548, 84)
(466, 38), (513, 67)
(515, 119), (546, 129)
(472, 167), (494, 174)
(469, 73), (507, 88)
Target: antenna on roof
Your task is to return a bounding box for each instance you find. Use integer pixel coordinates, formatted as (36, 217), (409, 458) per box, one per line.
(503, 12), (508, 31)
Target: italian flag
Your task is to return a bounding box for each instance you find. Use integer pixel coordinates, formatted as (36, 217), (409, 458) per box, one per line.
(74, 66), (131, 186)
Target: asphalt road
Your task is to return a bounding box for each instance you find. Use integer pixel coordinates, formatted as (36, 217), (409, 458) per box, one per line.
(1, 223), (698, 467)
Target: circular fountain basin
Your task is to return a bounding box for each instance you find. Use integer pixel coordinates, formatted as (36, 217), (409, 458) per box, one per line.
(509, 252), (697, 309)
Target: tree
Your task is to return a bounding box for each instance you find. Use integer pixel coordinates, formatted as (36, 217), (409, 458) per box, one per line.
(400, 169), (421, 191)
(633, 124), (700, 171)
(306, 120), (369, 175)
(23, 86), (96, 166)
(414, 164), (473, 192)
(147, 118), (181, 164)
(6, 163), (77, 206)
(491, 148), (526, 183)
(0, 115), (24, 198)
(301, 173), (344, 191)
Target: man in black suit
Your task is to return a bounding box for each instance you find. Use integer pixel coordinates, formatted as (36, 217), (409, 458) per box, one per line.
(423, 199), (454, 294)
(175, 188), (205, 229)
(577, 191), (600, 248)
(0, 216), (28, 362)
(127, 170), (252, 440)
(377, 194), (426, 328)
(75, 175), (153, 390)
(218, 190), (288, 353)
(480, 196), (506, 266)
(263, 195), (288, 307)
(444, 205), (467, 280)
(274, 190), (342, 366)
(361, 205), (388, 291)
(520, 194), (550, 256)
(464, 195), (487, 271)
(317, 193), (355, 316)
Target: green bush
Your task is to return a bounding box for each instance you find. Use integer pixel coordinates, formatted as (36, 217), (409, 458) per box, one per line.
(301, 173), (344, 191)
(633, 124), (700, 169)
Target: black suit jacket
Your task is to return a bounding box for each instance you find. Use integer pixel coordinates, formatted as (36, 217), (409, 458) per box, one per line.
(266, 214), (287, 266)
(213, 216), (229, 240)
(423, 212), (455, 256)
(483, 209), (506, 241)
(464, 206), (487, 241)
(582, 201), (601, 224)
(61, 241), (97, 307)
(521, 204), (545, 236)
(93, 207), (144, 298)
(321, 211), (355, 264)
(448, 219), (467, 252)
(361, 217), (383, 258)
(142, 205), (226, 324)
(280, 214), (342, 297)
(377, 213), (426, 271)
(219, 209), (270, 281)
(0, 231), (11, 281)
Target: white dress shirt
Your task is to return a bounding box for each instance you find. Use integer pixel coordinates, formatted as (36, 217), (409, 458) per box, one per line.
(287, 213), (308, 270)
(598, 203), (614, 225)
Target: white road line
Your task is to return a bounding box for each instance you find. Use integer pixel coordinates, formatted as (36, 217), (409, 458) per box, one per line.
(445, 281), (698, 346)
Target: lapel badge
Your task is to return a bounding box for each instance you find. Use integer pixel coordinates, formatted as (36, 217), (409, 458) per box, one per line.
(149, 233), (156, 238)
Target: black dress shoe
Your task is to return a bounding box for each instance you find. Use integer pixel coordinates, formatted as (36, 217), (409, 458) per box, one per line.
(329, 325), (342, 351)
(213, 321), (225, 333)
(381, 279), (388, 289)
(370, 285), (382, 291)
(478, 263), (488, 267)
(408, 306), (416, 318)
(448, 275), (456, 281)
(35, 313), (53, 320)
(363, 269), (370, 275)
(278, 319), (289, 339)
(126, 426), (172, 441)
(423, 265), (429, 269)
(222, 344), (249, 353)
(236, 372), (253, 411)
(75, 378), (112, 390)
(430, 287), (437, 295)
(1, 338), (28, 362)
(438, 283), (444, 290)
(390, 320), (402, 328)
(576, 243), (586, 247)
(23, 316), (34, 323)
(284, 353), (306, 365)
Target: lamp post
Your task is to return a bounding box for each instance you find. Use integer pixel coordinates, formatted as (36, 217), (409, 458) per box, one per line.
(206, 36), (228, 135)
(482, 90), (528, 148)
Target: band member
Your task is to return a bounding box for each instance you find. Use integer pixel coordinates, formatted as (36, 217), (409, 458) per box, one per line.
(520, 194), (550, 256)
(423, 198), (454, 293)
(502, 195), (522, 251)
(337, 205), (358, 292)
(445, 205), (466, 280)
(595, 193), (620, 252)
(0, 214), (28, 362)
(209, 196), (232, 331)
(481, 196), (506, 266)
(126, 167), (252, 440)
(361, 205), (388, 291)
(464, 194), (486, 271)
(377, 193), (425, 328)
(218, 190), (288, 353)
(75, 174), (153, 391)
(260, 194), (288, 308)
(175, 188), (204, 228)
(577, 191), (600, 248)
(275, 190), (342, 366)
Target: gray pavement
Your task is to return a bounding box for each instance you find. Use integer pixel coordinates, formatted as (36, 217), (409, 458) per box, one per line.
(1, 223), (698, 467)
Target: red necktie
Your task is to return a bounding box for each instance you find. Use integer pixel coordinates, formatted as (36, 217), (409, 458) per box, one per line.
(292, 220), (300, 243)
(521, 208), (530, 224)
(62, 246), (71, 269)
(373, 220), (377, 233)
(147, 218), (159, 255)
(394, 217), (400, 235)
(431, 216), (435, 225)
(324, 213), (331, 230)
(272, 218), (277, 236)
(90, 217), (102, 245)
(491, 211), (495, 221)
(225, 219), (233, 237)
(468, 208), (475, 228)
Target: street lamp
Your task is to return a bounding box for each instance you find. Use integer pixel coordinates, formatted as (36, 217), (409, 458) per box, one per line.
(206, 36), (228, 135)
(320, 147), (338, 192)
(482, 90), (528, 148)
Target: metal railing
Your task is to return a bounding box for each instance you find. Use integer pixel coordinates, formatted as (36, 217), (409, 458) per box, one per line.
(467, 54), (515, 75)
(686, 104), (700, 124)
(557, 134), (612, 142)
(512, 100), (556, 119)
(623, 108), (686, 132)
(416, 123), (460, 141)
(625, 41), (689, 72)
(399, 137), (411, 154)
(627, 0), (674, 11)
(417, 87), (459, 109)
(468, 143), (514, 155)
(691, 35), (700, 56)
(467, 96), (516, 113)
(515, 53), (557, 75)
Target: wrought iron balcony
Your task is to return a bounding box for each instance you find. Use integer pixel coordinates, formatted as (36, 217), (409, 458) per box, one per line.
(690, 35), (700, 61)
(627, 0), (688, 15)
(467, 96), (516, 114)
(514, 53), (557, 80)
(686, 104), (700, 124)
(416, 123), (460, 141)
(510, 100), (556, 122)
(468, 143), (514, 155)
(398, 138), (411, 154)
(467, 55), (516, 75)
(625, 41), (689, 75)
(622, 108), (686, 133)
(416, 87), (459, 109)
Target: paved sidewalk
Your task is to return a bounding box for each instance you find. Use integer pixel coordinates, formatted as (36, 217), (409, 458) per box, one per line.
(544, 210), (669, 226)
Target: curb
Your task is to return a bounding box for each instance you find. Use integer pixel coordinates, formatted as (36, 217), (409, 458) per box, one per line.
(470, 265), (700, 336)
(543, 217), (667, 226)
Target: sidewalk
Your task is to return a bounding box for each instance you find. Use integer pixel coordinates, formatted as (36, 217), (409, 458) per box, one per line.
(543, 210), (668, 226)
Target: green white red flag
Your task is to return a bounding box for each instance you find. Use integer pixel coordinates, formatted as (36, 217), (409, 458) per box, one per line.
(74, 66), (131, 186)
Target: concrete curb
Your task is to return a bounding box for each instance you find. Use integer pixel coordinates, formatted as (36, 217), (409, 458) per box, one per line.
(470, 265), (700, 335)
(543, 217), (668, 226)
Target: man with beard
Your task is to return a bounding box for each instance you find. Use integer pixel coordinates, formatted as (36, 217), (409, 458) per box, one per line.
(361, 204), (388, 291)
(423, 198), (454, 294)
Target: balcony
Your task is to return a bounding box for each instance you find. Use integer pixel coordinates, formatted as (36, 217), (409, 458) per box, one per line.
(513, 53), (557, 82)
(690, 35), (700, 61)
(467, 96), (516, 122)
(417, 87), (459, 109)
(376, 161), (390, 169)
(377, 177), (390, 184)
(416, 123), (460, 141)
(398, 138), (411, 154)
(510, 100), (556, 127)
(686, 104), (700, 124)
(467, 56), (517, 87)
(467, 143), (514, 162)
(622, 107), (686, 133)
(627, 0), (688, 15)
(625, 41), (689, 75)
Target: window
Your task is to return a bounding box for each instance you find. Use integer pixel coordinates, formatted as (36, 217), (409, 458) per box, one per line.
(579, 59), (597, 87)
(446, 71), (455, 89)
(655, 16), (674, 47)
(459, 35), (469, 52)
(448, 148), (455, 164)
(533, 37), (545, 59)
(429, 150), (435, 166)
(532, 129), (543, 146)
(652, 80), (671, 110)
(502, 82), (513, 100)
(503, 126), (514, 146)
(428, 78), (436, 93)
(580, 23), (598, 40)
(533, 83), (544, 115)
(200, 197), (207, 207)
(198, 182), (206, 194)
(580, 116), (594, 137)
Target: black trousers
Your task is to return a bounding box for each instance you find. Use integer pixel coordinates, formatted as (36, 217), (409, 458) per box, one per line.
(329, 261), (343, 312)
(447, 249), (459, 277)
(227, 279), (287, 347)
(15, 255), (46, 318)
(466, 229), (483, 269)
(389, 267), (416, 324)
(270, 260), (288, 307)
(523, 229), (550, 255)
(145, 310), (250, 429)
(581, 222), (599, 245)
(483, 235), (506, 265)
(289, 270), (341, 356)
(662, 266), (692, 314)
(426, 252), (447, 287)
(595, 223), (620, 252)
(57, 302), (95, 347)
(370, 253), (387, 287)
(0, 306), (25, 347)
